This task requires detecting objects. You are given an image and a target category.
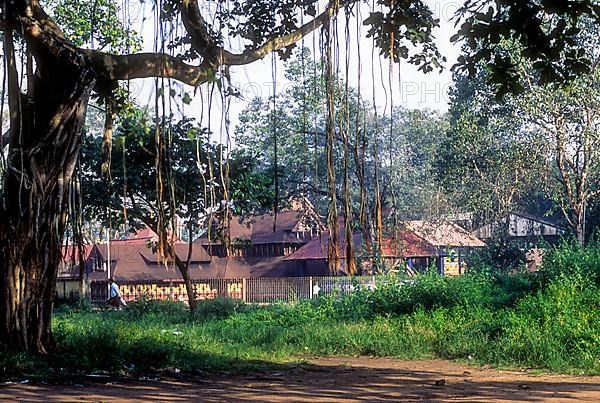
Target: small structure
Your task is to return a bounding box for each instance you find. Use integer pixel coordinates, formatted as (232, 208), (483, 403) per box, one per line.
(56, 244), (104, 301)
(404, 221), (486, 276)
(473, 211), (566, 249)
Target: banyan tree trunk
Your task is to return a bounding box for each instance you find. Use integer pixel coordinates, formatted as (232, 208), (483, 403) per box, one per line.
(175, 256), (198, 313)
(0, 49), (96, 354)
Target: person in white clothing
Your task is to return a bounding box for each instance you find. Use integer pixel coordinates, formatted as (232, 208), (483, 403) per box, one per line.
(107, 278), (127, 309)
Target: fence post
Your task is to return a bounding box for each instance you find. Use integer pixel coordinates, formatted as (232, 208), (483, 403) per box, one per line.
(242, 278), (247, 303)
(309, 276), (313, 299)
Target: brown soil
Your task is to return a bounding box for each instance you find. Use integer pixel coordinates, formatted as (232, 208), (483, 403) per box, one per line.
(1, 357), (599, 402)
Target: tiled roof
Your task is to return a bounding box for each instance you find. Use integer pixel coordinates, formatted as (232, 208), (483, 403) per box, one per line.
(197, 210), (313, 245)
(58, 244), (101, 279)
(285, 228), (438, 261)
(61, 213), (328, 282)
(76, 238), (310, 282)
(405, 221), (486, 248)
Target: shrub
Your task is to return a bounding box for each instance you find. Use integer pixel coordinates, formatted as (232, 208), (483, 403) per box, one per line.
(192, 298), (249, 321)
(124, 298), (189, 322)
(3, 244), (596, 381)
(493, 274), (600, 373)
(541, 239), (600, 286)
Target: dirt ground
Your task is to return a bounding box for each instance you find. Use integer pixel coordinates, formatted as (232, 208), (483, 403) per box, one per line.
(1, 357), (599, 402)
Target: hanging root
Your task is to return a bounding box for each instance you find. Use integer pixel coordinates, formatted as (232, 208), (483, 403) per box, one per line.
(101, 99), (115, 181)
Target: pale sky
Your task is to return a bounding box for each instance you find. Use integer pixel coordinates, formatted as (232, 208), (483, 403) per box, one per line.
(125, 1), (462, 142)
(1, 2), (462, 140)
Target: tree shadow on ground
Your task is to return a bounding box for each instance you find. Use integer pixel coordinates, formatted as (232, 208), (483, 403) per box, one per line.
(1, 357), (599, 402)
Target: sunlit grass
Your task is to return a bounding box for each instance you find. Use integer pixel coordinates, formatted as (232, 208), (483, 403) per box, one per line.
(1, 242), (599, 380)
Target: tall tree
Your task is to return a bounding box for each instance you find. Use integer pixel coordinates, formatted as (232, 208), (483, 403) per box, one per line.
(82, 108), (274, 310)
(523, 70), (600, 245)
(84, 110), (210, 311)
(0, 0), (442, 354)
(449, 16), (600, 245)
(454, 0), (600, 95)
(437, 69), (544, 224)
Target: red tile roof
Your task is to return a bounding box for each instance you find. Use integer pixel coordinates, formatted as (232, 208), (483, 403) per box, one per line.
(61, 244), (96, 261)
(93, 248), (304, 281)
(62, 214), (327, 282)
(197, 211), (316, 245)
(92, 240), (214, 281)
(285, 229), (437, 261)
(384, 231), (439, 258)
(405, 221), (486, 248)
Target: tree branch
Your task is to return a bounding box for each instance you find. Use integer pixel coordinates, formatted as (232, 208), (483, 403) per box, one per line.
(181, 0), (350, 67)
(223, 1), (349, 66)
(19, 0), (349, 92)
(85, 51), (212, 87)
(180, 0), (229, 65)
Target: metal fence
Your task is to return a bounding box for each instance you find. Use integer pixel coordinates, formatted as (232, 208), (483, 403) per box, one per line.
(89, 276), (381, 304)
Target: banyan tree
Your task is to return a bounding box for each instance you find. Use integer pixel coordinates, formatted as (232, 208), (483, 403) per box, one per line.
(3, 0), (591, 355)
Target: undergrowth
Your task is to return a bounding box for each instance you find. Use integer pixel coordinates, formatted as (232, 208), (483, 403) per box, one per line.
(1, 241), (599, 381)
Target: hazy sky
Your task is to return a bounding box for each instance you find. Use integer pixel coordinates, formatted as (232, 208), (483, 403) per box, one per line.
(132, 0), (463, 141)
(1, 2), (463, 139)
(231, 2), (459, 105)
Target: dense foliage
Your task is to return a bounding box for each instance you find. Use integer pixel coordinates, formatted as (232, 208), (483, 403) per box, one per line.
(234, 48), (450, 221)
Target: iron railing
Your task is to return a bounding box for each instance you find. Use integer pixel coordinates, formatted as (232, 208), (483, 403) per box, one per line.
(87, 275), (382, 304)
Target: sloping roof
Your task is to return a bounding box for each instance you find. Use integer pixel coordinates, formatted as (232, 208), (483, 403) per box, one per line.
(390, 231), (439, 257)
(198, 210), (313, 245)
(61, 244), (96, 262)
(285, 229), (437, 261)
(284, 231), (357, 261)
(138, 243), (212, 264)
(405, 221), (486, 248)
(59, 244), (100, 279)
(510, 211), (566, 230)
(128, 227), (158, 240)
(101, 252), (300, 281)
(90, 240), (213, 282)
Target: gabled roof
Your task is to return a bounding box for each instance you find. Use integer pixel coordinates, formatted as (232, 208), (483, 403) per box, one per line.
(405, 221), (486, 248)
(90, 242), (303, 281)
(393, 231), (439, 257)
(138, 243), (212, 264)
(283, 230), (358, 261)
(61, 244), (96, 262)
(285, 228), (438, 261)
(198, 210), (319, 245)
(91, 240), (213, 282)
(59, 244), (102, 279)
(509, 211), (566, 230)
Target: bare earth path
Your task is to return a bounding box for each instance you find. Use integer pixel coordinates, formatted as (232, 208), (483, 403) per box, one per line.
(1, 357), (599, 402)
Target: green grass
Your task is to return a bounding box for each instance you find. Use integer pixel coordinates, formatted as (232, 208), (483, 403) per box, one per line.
(1, 242), (599, 381)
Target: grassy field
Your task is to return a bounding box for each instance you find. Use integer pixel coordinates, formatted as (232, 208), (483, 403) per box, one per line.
(1, 242), (599, 381)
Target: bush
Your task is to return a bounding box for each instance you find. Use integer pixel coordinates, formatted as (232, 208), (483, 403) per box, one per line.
(540, 239), (600, 285)
(4, 243), (599, 381)
(124, 298), (189, 322)
(192, 298), (249, 321)
(493, 274), (600, 373)
(308, 271), (535, 321)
